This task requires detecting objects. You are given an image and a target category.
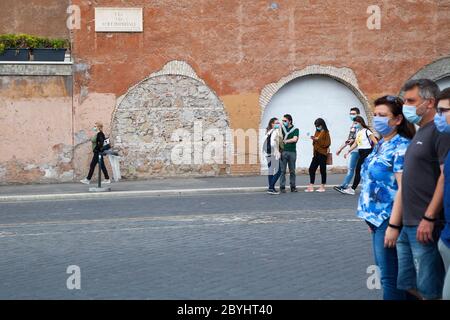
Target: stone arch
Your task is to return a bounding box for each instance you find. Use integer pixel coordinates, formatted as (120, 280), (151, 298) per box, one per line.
(404, 56), (450, 90)
(260, 65), (371, 123)
(259, 66), (371, 171)
(111, 61), (231, 179)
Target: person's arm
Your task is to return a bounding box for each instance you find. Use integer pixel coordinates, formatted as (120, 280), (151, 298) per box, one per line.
(385, 172), (404, 248)
(416, 165), (445, 244)
(285, 129), (299, 143)
(369, 133), (378, 146)
(344, 141), (357, 158)
(336, 143), (348, 156)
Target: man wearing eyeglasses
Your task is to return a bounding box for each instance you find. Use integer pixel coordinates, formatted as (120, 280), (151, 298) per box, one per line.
(385, 79), (450, 300)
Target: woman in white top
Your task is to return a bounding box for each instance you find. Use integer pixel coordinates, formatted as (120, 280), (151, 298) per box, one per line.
(263, 118), (283, 194)
(343, 116), (378, 195)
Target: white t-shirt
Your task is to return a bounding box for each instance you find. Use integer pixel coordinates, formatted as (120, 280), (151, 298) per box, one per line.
(355, 128), (373, 150)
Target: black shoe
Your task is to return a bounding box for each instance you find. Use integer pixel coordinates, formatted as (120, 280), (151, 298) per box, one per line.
(280, 188), (287, 193)
(333, 186), (346, 195)
(291, 187), (298, 193)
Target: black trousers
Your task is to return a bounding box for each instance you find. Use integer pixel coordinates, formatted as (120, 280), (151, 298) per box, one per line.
(351, 148), (372, 190)
(87, 152), (109, 180)
(309, 153), (327, 184)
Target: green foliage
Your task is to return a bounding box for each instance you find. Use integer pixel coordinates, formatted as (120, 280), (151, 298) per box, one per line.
(0, 34), (70, 54)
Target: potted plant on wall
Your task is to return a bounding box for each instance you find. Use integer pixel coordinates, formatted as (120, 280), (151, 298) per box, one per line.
(0, 34), (31, 61)
(32, 37), (70, 62)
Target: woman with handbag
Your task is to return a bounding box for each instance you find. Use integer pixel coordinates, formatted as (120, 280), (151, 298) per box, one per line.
(80, 121), (111, 185)
(306, 118), (331, 193)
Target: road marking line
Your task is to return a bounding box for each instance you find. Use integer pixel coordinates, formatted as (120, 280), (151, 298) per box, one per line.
(0, 184), (344, 203)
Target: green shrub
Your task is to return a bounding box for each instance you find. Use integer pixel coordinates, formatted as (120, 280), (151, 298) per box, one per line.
(0, 34), (69, 54)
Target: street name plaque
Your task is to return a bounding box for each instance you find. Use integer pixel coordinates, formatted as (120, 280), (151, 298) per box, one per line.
(95, 7), (143, 32)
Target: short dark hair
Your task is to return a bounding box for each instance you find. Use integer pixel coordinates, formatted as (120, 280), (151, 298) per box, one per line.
(402, 79), (440, 108)
(283, 114), (293, 124)
(350, 107), (360, 114)
(437, 87), (450, 103)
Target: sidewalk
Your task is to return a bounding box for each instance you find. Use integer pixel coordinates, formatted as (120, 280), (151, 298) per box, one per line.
(0, 174), (347, 202)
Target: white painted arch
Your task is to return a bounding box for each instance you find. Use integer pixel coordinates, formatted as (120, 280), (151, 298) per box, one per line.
(260, 66), (371, 172)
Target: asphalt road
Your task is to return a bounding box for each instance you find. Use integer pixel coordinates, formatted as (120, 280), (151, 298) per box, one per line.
(0, 189), (382, 299)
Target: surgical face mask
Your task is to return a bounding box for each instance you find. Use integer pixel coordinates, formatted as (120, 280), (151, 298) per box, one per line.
(350, 115), (357, 121)
(92, 127), (98, 132)
(283, 121), (289, 128)
(434, 113), (450, 134)
(316, 126), (322, 131)
(274, 124), (280, 129)
(373, 116), (395, 136)
(403, 105), (423, 124)
(354, 123), (362, 129)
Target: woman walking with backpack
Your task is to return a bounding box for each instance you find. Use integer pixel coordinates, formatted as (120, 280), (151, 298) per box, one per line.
(80, 122), (111, 185)
(342, 116), (377, 195)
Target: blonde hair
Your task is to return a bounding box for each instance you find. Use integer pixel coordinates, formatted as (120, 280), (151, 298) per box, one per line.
(95, 122), (103, 131)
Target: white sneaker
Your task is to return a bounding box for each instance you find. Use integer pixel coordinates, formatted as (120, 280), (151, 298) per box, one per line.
(342, 187), (355, 195)
(103, 179), (111, 184)
(80, 178), (90, 185)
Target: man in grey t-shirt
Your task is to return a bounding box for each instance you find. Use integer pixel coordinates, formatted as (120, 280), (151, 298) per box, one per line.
(385, 79), (450, 300)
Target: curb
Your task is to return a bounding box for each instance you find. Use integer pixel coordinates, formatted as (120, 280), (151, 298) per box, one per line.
(0, 185), (341, 202)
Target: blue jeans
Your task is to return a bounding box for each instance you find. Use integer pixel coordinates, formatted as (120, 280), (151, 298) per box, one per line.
(280, 151), (296, 189)
(368, 219), (407, 300)
(340, 151), (359, 189)
(397, 226), (445, 299)
(267, 156), (281, 190)
(438, 239), (450, 300)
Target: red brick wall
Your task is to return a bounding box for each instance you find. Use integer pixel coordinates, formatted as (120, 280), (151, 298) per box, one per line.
(0, 0), (70, 38)
(68, 0), (450, 176)
(72, 0), (450, 99)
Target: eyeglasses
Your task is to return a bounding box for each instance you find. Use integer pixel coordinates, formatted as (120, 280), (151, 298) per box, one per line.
(437, 107), (450, 116)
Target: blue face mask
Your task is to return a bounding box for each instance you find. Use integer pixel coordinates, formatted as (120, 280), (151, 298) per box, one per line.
(434, 113), (450, 134)
(403, 105), (422, 124)
(373, 116), (395, 136)
(350, 115), (357, 121)
(283, 121), (289, 128)
(354, 123), (362, 130)
(316, 126), (322, 131)
(274, 124), (280, 129)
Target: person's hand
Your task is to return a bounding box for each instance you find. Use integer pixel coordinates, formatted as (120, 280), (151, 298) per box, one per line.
(417, 219), (435, 244)
(336, 149), (341, 156)
(384, 226), (400, 248)
(344, 152), (349, 159)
